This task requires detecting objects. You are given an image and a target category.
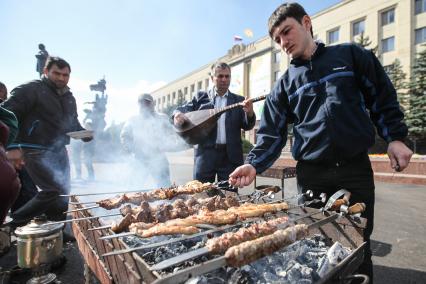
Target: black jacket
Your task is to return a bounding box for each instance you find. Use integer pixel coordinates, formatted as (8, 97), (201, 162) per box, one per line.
(247, 43), (408, 173)
(2, 77), (84, 150)
(176, 90), (256, 164)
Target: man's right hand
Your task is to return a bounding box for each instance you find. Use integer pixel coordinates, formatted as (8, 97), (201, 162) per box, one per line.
(229, 164), (257, 188)
(6, 148), (24, 170)
(173, 112), (187, 127)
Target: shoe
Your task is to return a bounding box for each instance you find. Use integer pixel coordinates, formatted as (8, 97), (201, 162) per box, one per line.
(62, 231), (76, 243)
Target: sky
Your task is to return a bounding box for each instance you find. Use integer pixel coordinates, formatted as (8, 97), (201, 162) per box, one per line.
(0, 0), (341, 125)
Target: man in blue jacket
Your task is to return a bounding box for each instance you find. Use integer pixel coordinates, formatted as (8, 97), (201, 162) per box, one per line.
(2, 57), (92, 230)
(174, 62), (256, 188)
(229, 2), (413, 281)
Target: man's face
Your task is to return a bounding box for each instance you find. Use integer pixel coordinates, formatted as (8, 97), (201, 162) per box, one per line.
(0, 87), (7, 102)
(272, 16), (312, 59)
(212, 67), (231, 95)
(45, 64), (70, 89)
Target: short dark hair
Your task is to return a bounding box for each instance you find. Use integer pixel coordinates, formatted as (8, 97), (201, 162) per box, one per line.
(0, 81), (6, 91)
(268, 2), (313, 38)
(210, 62), (230, 76)
(45, 56), (71, 72)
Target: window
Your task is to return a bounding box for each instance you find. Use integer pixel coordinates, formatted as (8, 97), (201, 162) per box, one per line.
(205, 78), (209, 89)
(381, 9), (395, 26)
(190, 84), (195, 93)
(184, 87), (188, 94)
(352, 19), (365, 37)
(172, 92), (176, 99)
(415, 27), (426, 44)
(274, 52), (281, 63)
(167, 94), (170, 102)
(197, 81), (202, 91)
(327, 28), (339, 44)
(415, 0), (426, 14)
(162, 97), (165, 103)
(382, 36), (395, 53)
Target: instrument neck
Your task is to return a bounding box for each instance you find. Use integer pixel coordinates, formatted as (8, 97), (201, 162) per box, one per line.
(215, 95), (267, 113)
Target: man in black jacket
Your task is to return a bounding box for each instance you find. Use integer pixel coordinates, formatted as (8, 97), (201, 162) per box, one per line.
(173, 62), (256, 186)
(2, 56), (92, 226)
(229, 3), (413, 282)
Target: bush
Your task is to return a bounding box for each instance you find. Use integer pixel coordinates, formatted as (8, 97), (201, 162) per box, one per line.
(242, 137), (254, 154)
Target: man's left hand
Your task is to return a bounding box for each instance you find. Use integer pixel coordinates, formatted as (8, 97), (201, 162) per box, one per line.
(387, 141), (413, 171)
(241, 99), (254, 118)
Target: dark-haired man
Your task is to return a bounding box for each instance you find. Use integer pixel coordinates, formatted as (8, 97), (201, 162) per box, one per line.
(173, 62), (256, 187)
(0, 81), (7, 103)
(2, 56), (92, 228)
(229, 2), (412, 281)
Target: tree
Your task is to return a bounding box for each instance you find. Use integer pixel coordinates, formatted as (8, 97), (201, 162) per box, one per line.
(354, 32), (378, 54)
(386, 59), (409, 111)
(406, 46), (426, 145)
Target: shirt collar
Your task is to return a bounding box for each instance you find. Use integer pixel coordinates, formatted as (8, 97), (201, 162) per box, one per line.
(215, 89), (229, 98)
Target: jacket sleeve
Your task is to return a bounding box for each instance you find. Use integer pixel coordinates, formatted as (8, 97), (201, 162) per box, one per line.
(246, 81), (290, 174)
(2, 82), (37, 123)
(352, 44), (408, 142)
(0, 107), (18, 146)
(173, 91), (206, 115)
(242, 112), (256, 131)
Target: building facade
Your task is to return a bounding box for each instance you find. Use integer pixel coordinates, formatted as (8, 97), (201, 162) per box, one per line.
(152, 0), (426, 143)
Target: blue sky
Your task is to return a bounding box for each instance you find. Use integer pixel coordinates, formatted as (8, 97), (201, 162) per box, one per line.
(0, 0), (340, 124)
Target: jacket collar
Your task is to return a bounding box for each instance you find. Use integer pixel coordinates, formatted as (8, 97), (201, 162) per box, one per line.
(42, 75), (70, 96)
(290, 42), (325, 67)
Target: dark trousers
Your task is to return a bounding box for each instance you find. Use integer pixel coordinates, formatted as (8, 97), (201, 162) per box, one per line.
(194, 146), (240, 183)
(296, 153), (375, 282)
(11, 148), (70, 223)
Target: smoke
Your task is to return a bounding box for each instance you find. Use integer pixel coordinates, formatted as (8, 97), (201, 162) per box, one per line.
(65, 76), (188, 192)
(69, 77), (167, 126)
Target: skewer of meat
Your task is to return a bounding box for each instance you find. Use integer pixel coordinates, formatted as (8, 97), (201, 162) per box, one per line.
(111, 195), (240, 233)
(97, 180), (213, 209)
(128, 201), (289, 238)
(225, 224), (309, 267)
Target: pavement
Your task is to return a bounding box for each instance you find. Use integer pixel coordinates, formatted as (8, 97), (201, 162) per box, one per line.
(1, 149), (425, 283)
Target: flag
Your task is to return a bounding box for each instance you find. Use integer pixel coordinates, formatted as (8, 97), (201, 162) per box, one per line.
(234, 35), (243, 42)
(244, 29), (254, 38)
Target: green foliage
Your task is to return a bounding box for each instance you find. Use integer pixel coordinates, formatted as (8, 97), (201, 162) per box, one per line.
(162, 94), (187, 116)
(242, 137), (253, 154)
(354, 32), (378, 54)
(406, 46), (426, 139)
(386, 59), (409, 111)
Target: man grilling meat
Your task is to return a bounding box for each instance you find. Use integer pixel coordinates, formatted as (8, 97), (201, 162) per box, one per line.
(229, 2), (413, 282)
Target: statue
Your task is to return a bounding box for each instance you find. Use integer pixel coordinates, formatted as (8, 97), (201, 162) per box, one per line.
(35, 43), (49, 77)
(85, 77), (108, 133)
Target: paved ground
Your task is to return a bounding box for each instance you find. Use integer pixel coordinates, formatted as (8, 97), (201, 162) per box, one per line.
(1, 150), (425, 283)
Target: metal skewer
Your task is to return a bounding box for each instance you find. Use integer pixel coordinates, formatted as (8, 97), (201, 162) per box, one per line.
(41, 213), (121, 226)
(60, 189), (153, 197)
(65, 205), (100, 213)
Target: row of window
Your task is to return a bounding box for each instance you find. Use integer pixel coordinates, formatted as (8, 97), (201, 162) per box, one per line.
(156, 79), (209, 107)
(325, 1), (426, 52)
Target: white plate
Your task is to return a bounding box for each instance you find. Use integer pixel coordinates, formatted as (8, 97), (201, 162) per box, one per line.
(66, 130), (94, 139)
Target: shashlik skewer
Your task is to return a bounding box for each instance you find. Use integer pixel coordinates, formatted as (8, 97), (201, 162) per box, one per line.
(128, 202), (289, 238)
(96, 180), (214, 210)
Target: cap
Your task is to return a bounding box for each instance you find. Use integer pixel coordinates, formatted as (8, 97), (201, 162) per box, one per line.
(138, 93), (154, 104)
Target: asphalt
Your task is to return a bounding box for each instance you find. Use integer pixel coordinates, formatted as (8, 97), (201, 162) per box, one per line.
(0, 151), (425, 284)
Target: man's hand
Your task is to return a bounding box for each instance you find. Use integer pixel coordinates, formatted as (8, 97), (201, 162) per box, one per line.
(241, 99), (255, 118)
(387, 141), (413, 171)
(173, 112), (187, 127)
(6, 148), (25, 170)
(229, 164), (257, 187)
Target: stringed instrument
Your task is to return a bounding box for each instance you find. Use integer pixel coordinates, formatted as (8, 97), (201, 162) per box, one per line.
(174, 95), (267, 145)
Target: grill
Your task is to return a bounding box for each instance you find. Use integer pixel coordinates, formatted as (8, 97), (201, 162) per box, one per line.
(70, 191), (367, 284)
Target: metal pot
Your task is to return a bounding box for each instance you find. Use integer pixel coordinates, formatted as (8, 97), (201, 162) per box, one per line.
(14, 217), (64, 269)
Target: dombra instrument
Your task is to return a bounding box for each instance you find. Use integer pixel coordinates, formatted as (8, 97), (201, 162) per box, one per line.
(174, 95), (267, 145)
